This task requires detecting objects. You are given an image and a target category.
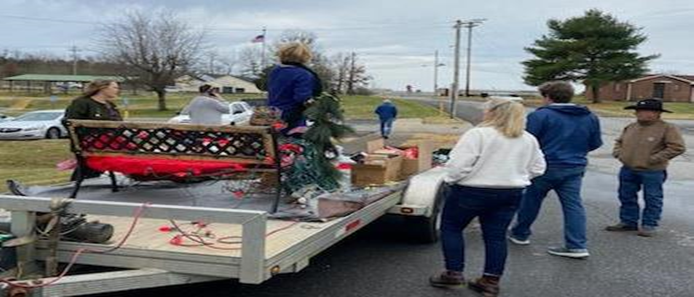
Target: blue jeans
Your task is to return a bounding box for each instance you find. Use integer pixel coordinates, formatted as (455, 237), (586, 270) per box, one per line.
(511, 166), (587, 250)
(441, 185), (522, 276)
(380, 118), (394, 137)
(618, 166), (667, 227)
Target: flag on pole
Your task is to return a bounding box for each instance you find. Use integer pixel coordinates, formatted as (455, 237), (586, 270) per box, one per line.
(251, 34), (265, 43)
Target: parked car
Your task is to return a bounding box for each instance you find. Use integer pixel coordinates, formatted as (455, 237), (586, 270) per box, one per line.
(168, 101), (254, 125)
(0, 110), (68, 140)
(164, 86), (182, 93)
(0, 113), (14, 122)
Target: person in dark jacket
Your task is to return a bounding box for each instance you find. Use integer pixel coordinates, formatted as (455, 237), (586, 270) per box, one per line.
(374, 99), (398, 139)
(7, 80), (123, 196)
(65, 80), (123, 181)
(509, 81), (602, 259)
(267, 42), (322, 135)
(65, 80), (122, 121)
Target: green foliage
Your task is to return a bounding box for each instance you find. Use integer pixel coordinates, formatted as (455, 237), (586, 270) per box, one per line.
(522, 9), (658, 102)
(302, 93), (355, 187)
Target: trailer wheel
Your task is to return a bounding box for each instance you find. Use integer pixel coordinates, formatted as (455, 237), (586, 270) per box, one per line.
(406, 183), (446, 244)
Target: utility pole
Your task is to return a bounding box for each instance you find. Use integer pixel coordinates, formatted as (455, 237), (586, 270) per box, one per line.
(450, 20), (462, 118)
(70, 45), (80, 75)
(463, 19), (485, 97)
(260, 27), (267, 69)
(433, 50), (439, 95)
(433, 50), (446, 114)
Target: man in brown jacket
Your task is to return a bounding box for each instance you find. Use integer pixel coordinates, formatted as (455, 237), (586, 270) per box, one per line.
(606, 99), (686, 237)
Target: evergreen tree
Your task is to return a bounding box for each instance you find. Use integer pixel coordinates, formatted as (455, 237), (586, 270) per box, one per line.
(522, 9), (658, 103)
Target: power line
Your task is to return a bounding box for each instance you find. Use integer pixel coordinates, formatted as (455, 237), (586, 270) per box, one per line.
(0, 14), (96, 25)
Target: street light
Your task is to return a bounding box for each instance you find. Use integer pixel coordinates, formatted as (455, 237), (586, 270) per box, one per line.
(432, 50), (447, 114)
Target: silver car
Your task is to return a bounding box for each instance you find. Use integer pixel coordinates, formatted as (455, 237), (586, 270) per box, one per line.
(0, 110), (68, 140)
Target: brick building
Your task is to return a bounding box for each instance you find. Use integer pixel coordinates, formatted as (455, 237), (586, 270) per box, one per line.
(585, 74), (694, 103)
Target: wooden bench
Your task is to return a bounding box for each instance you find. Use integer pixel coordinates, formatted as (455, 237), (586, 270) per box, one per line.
(65, 120), (283, 212)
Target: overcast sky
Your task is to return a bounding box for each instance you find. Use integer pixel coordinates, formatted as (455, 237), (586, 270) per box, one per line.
(2, 0), (693, 91)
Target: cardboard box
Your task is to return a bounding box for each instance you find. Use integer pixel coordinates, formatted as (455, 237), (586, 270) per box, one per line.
(399, 141), (433, 179)
(363, 138), (434, 180)
(351, 154), (402, 187)
(350, 139), (403, 187)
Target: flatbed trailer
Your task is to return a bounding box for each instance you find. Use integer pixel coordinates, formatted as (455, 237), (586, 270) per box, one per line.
(0, 168), (447, 297)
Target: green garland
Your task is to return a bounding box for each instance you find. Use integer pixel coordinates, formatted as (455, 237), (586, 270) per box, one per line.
(301, 93), (354, 188)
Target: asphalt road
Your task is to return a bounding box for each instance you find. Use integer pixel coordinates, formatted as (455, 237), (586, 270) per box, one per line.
(98, 99), (694, 297)
(101, 171), (694, 297)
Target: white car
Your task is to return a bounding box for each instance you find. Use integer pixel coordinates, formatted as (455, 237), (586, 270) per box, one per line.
(0, 113), (14, 122)
(168, 101), (254, 126)
(0, 110), (68, 140)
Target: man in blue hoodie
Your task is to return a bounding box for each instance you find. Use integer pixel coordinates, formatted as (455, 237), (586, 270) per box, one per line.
(375, 99), (398, 139)
(509, 81), (602, 259)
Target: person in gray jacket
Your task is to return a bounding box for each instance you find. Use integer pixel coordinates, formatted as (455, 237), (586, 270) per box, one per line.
(181, 83), (230, 125)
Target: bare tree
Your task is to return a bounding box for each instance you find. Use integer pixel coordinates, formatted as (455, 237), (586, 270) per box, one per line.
(99, 11), (205, 110)
(343, 53), (369, 95)
(273, 30), (319, 53)
(238, 46), (263, 79)
(330, 53), (351, 94)
(216, 51), (238, 75)
(272, 30), (336, 91)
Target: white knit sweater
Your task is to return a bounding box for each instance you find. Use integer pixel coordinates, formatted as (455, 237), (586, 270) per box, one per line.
(444, 126), (546, 188)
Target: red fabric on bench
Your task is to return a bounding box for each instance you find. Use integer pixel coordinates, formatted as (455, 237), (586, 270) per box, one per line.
(85, 156), (246, 178)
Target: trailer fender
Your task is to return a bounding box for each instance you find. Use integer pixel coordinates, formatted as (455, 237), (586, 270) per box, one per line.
(400, 167), (447, 217)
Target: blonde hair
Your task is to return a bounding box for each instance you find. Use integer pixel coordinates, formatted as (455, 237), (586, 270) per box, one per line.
(278, 42), (312, 64)
(480, 98), (526, 138)
(84, 80), (117, 97)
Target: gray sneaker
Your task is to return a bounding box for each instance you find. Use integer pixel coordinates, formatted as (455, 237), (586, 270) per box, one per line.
(637, 226), (657, 237)
(547, 247), (590, 259)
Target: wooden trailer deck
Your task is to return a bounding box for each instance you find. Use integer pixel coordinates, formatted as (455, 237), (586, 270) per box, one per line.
(0, 187), (402, 285)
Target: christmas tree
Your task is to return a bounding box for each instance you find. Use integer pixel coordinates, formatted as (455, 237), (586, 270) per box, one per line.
(301, 93), (354, 188)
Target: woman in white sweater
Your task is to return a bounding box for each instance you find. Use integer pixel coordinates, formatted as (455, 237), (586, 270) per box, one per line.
(429, 98), (546, 297)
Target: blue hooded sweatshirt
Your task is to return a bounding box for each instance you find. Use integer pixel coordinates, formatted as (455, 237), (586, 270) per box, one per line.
(527, 104), (602, 167)
(375, 102), (398, 121)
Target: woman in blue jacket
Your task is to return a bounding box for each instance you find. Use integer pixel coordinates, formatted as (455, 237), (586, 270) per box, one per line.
(267, 42), (322, 135)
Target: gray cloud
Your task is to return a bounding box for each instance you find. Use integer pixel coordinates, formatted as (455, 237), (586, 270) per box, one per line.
(1, 0), (693, 91)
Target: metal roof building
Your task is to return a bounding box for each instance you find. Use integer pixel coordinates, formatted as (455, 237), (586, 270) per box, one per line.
(2, 74), (124, 93)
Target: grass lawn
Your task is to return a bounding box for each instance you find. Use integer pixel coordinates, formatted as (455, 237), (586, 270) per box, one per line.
(341, 95), (441, 120)
(0, 139), (72, 193)
(0, 92), (442, 120)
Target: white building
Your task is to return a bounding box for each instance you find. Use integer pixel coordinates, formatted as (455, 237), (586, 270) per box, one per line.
(173, 74), (262, 94)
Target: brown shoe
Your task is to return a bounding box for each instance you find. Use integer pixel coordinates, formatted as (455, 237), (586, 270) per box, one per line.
(605, 223), (638, 232)
(429, 270), (464, 288)
(468, 275), (500, 297)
